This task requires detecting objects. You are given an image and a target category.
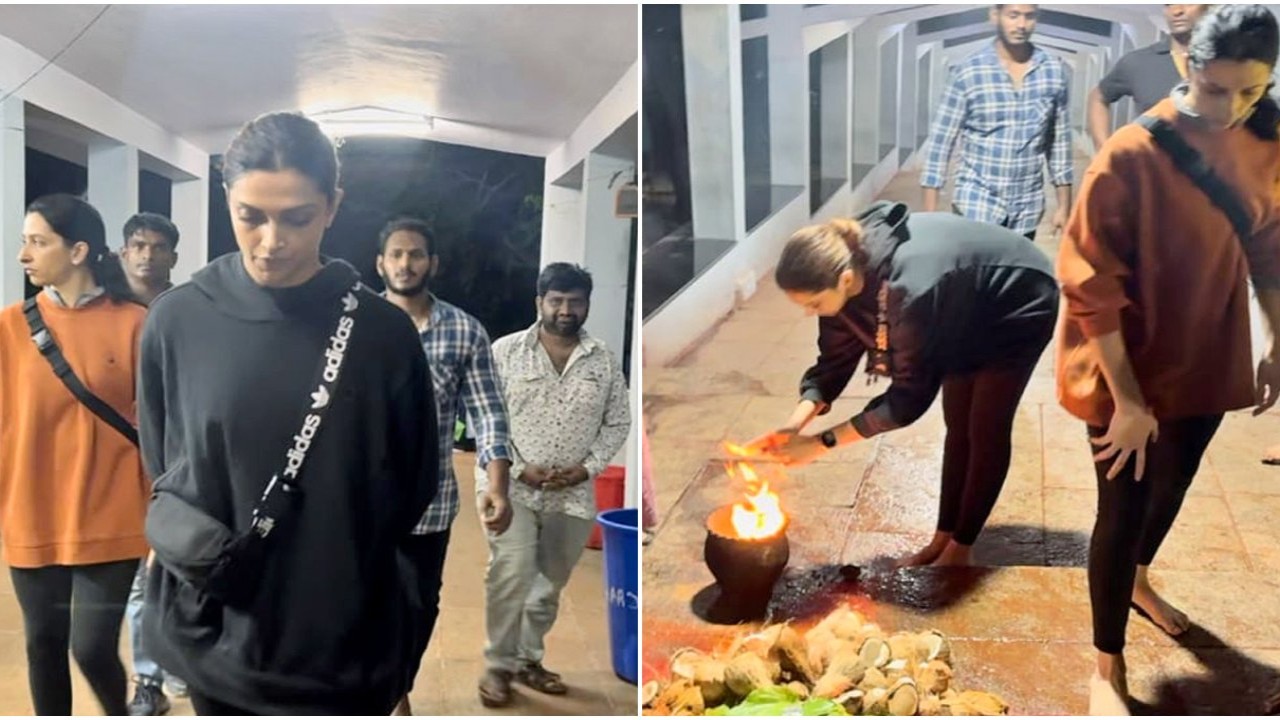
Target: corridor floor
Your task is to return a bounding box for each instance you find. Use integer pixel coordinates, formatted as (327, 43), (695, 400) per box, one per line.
(643, 156), (1280, 714)
(0, 452), (636, 716)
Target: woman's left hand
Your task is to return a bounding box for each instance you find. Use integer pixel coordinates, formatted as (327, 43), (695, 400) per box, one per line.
(1255, 353), (1280, 415)
(754, 433), (828, 467)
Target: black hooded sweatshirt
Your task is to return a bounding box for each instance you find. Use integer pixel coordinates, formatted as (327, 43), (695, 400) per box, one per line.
(800, 201), (1058, 438)
(138, 253), (438, 714)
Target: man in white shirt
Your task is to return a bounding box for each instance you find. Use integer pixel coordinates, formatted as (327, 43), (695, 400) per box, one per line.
(477, 263), (631, 707)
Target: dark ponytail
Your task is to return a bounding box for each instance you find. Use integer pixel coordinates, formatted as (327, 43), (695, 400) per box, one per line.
(25, 194), (136, 304)
(88, 250), (136, 303)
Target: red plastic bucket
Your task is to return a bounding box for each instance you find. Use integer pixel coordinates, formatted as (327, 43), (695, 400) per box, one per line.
(587, 465), (627, 550)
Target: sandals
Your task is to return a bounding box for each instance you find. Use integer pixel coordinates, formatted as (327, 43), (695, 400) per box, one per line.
(478, 668), (514, 708)
(518, 662), (569, 695)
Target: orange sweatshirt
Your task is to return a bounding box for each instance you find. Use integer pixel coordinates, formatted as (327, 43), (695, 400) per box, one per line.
(0, 292), (149, 568)
(1057, 98), (1280, 427)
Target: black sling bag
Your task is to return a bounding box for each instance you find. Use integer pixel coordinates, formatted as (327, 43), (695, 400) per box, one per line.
(24, 298), (139, 446)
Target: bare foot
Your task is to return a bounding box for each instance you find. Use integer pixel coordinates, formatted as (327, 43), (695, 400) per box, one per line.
(931, 542), (973, 567)
(896, 532), (952, 568)
(1132, 574), (1190, 637)
(1090, 653), (1130, 716)
(1089, 673), (1130, 716)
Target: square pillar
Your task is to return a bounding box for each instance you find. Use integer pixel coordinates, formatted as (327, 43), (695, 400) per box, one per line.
(88, 142), (139, 246)
(0, 98), (25, 305)
(767, 4), (807, 186)
(170, 175), (208, 285)
(682, 4), (745, 241)
(582, 151), (634, 362)
(540, 175), (587, 268)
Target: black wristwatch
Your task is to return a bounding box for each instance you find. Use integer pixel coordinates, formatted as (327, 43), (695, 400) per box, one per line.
(820, 429), (839, 448)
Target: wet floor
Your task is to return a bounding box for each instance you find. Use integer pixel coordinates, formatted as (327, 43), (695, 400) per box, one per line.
(643, 154), (1280, 715)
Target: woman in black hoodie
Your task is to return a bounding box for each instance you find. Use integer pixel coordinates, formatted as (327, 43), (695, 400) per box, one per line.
(748, 201), (1058, 567)
(137, 112), (439, 714)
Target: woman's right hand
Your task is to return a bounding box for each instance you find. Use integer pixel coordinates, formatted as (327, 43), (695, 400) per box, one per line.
(1091, 402), (1160, 481)
(741, 428), (800, 457)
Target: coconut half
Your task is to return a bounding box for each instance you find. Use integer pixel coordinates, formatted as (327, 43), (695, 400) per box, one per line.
(859, 636), (892, 668)
(642, 680), (660, 707)
(887, 678), (921, 716)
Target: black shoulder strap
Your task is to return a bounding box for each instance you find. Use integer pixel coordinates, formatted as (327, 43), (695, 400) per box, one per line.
(1136, 115), (1253, 244)
(23, 298), (139, 447)
(247, 282), (362, 539)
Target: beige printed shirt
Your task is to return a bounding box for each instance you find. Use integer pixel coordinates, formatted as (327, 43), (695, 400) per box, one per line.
(478, 322), (631, 520)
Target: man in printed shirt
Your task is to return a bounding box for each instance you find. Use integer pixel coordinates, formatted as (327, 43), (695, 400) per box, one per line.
(477, 263), (631, 708)
(375, 217), (513, 716)
(921, 4), (1073, 242)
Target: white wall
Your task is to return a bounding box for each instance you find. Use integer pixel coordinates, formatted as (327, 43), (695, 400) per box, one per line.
(0, 34), (210, 276)
(538, 60), (639, 507)
(0, 98), (25, 306)
(644, 193), (811, 365)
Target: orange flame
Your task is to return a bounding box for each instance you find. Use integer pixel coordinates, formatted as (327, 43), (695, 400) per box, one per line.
(725, 459), (786, 539)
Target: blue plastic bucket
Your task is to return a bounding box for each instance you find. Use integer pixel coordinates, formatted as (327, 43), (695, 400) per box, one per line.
(598, 508), (638, 684)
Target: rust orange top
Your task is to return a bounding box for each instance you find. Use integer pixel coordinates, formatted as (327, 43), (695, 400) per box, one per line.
(1057, 97), (1280, 427)
(0, 292), (149, 568)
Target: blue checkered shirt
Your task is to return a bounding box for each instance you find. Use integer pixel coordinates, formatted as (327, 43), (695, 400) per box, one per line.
(406, 295), (511, 534)
(921, 43), (1073, 236)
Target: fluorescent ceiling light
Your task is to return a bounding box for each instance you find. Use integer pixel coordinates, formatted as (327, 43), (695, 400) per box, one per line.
(307, 106), (435, 137)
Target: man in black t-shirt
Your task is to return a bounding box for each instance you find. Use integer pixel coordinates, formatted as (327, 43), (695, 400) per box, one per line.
(1086, 4), (1209, 150)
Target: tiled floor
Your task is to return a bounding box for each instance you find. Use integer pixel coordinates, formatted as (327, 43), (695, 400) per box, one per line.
(0, 453), (636, 715)
(643, 157), (1280, 715)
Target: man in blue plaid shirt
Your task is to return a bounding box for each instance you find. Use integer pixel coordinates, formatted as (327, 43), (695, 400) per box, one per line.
(375, 216), (513, 716)
(922, 4), (1074, 241)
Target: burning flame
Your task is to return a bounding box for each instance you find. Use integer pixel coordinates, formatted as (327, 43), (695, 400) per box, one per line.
(724, 449), (787, 539)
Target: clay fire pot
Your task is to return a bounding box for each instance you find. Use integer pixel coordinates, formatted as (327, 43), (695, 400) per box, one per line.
(703, 504), (789, 622)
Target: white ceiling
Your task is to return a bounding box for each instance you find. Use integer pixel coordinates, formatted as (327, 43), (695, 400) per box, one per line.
(0, 4), (637, 155)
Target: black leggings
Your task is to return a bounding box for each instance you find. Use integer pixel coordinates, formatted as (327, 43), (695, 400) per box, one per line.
(936, 360), (1039, 545)
(1088, 414), (1222, 654)
(10, 559), (138, 716)
(403, 530), (452, 689)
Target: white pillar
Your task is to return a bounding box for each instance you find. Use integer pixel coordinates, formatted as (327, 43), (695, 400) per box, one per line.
(540, 180), (586, 268)
(899, 24), (919, 155)
(170, 175), (208, 285)
(581, 151), (633, 363)
(768, 4), (807, 187)
(819, 35), (848, 184)
(851, 23), (880, 177)
(87, 142), (139, 247)
(0, 97), (25, 306)
(682, 4), (745, 241)
(878, 34), (900, 163)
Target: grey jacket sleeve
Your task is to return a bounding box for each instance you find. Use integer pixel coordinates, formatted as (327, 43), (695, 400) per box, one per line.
(799, 315), (867, 414)
(849, 291), (945, 438)
(137, 312), (167, 483)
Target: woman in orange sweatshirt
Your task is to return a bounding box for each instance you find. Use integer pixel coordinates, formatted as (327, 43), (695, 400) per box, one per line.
(1057, 5), (1280, 714)
(0, 194), (149, 715)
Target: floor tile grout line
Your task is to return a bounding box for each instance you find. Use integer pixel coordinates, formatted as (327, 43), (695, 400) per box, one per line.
(1038, 402), (1049, 567)
(1211, 453), (1258, 574)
